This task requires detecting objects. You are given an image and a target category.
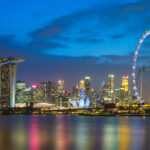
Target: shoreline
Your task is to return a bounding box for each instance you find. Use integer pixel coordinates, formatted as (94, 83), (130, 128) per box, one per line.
(0, 111), (150, 116)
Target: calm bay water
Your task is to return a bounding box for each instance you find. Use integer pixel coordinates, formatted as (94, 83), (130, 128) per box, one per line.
(0, 115), (149, 150)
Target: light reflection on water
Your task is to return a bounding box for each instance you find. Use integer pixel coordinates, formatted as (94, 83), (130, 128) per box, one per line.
(0, 115), (149, 150)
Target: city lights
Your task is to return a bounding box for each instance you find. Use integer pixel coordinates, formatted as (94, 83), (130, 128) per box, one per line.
(31, 84), (38, 89)
(1, 1), (150, 150)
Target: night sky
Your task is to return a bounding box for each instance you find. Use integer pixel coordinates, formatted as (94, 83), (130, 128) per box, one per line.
(1, 0), (150, 97)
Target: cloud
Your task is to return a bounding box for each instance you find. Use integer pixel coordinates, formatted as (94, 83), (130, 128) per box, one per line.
(0, 35), (25, 53)
(29, 26), (62, 39)
(110, 34), (125, 39)
(27, 0), (149, 47)
(98, 54), (133, 64)
(121, 2), (148, 14)
(0, 35), (16, 46)
(27, 40), (66, 50)
(74, 37), (104, 44)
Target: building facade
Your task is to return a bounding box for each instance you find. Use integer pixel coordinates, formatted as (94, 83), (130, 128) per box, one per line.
(0, 57), (25, 108)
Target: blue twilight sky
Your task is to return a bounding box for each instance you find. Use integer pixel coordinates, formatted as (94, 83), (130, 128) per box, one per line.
(1, 0), (150, 95)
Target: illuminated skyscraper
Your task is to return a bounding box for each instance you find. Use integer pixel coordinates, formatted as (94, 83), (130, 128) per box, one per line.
(39, 82), (47, 102)
(16, 81), (32, 104)
(84, 76), (91, 98)
(122, 76), (129, 92)
(100, 84), (111, 103)
(72, 84), (79, 98)
(0, 57), (25, 108)
(16, 81), (26, 103)
(30, 81), (57, 104)
(16, 81), (26, 90)
(114, 88), (120, 104)
(56, 80), (64, 106)
(108, 74), (114, 96)
(79, 80), (85, 89)
(119, 76), (129, 106)
(91, 88), (97, 107)
(47, 81), (56, 104)
(31, 84), (43, 104)
(57, 80), (64, 95)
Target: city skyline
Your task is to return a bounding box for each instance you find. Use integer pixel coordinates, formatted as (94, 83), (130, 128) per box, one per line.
(1, 0), (150, 91)
(1, 0), (150, 101)
(1, 1), (150, 150)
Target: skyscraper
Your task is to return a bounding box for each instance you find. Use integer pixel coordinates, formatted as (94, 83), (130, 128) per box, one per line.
(0, 57), (25, 108)
(108, 74), (114, 97)
(16, 81), (26, 90)
(31, 84), (45, 104)
(16, 81), (26, 103)
(16, 81), (32, 104)
(72, 84), (79, 98)
(122, 76), (129, 92)
(56, 80), (64, 106)
(79, 80), (85, 90)
(47, 81), (56, 104)
(100, 84), (110, 103)
(119, 76), (129, 106)
(91, 88), (97, 107)
(84, 76), (91, 99)
(40, 82), (47, 102)
(57, 80), (64, 96)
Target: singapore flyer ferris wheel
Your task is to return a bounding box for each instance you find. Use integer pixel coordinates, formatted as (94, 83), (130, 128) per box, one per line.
(132, 30), (150, 103)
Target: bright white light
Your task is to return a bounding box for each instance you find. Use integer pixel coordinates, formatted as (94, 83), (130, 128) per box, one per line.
(79, 99), (85, 108)
(132, 66), (136, 69)
(85, 98), (90, 108)
(132, 73), (135, 76)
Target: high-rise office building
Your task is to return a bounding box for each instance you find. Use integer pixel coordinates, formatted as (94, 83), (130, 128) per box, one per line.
(122, 76), (129, 92)
(100, 84), (111, 103)
(57, 80), (64, 95)
(31, 81), (57, 104)
(16, 81), (32, 104)
(72, 84), (79, 98)
(79, 80), (85, 90)
(31, 84), (43, 104)
(119, 76), (129, 106)
(47, 81), (56, 104)
(114, 88), (120, 104)
(40, 82), (47, 102)
(84, 76), (91, 98)
(0, 57), (25, 108)
(16, 81), (26, 90)
(91, 88), (97, 107)
(56, 80), (64, 106)
(108, 74), (114, 97)
(16, 81), (26, 104)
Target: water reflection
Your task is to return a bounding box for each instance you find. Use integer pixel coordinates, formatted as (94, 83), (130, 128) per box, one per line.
(29, 116), (39, 150)
(102, 118), (119, 150)
(55, 115), (70, 150)
(0, 115), (149, 150)
(119, 118), (131, 150)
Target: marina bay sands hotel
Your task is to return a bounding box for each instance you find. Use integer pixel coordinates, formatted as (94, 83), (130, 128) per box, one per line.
(0, 57), (25, 108)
